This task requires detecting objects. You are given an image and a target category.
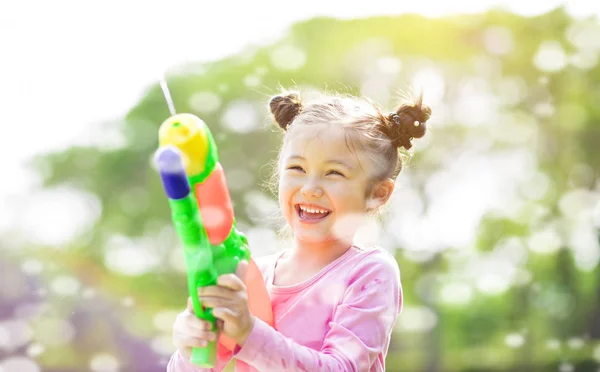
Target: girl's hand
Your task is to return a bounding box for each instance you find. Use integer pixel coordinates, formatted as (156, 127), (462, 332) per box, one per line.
(172, 297), (220, 359)
(198, 260), (255, 346)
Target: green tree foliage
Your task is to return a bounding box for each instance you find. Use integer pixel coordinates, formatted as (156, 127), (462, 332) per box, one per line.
(5, 6), (599, 371)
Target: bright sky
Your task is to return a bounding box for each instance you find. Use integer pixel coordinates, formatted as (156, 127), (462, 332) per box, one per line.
(0, 0), (598, 238)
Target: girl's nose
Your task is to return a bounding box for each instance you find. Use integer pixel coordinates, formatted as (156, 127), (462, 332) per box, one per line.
(301, 181), (323, 198)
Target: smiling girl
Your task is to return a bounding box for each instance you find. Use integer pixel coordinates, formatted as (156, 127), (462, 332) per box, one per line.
(168, 90), (432, 371)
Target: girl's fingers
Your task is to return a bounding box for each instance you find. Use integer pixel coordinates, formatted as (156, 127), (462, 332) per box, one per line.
(198, 285), (236, 299)
(235, 260), (249, 282)
(188, 320), (212, 334)
(179, 331), (217, 348)
(199, 296), (233, 309)
(182, 336), (206, 348)
(217, 274), (245, 292)
(184, 298), (217, 332)
(216, 319), (224, 332)
(212, 307), (238, 323)
(180, 313), (213, 334)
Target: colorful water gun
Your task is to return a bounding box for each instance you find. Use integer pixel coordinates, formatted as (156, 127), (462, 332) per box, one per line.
(154, 113), (273, 368)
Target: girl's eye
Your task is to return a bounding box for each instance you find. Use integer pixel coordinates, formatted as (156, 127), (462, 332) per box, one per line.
(287, 165), (305, 172)
(327, 170), (345, 177)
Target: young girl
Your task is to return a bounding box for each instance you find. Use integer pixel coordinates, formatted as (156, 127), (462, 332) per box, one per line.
(167, 89), (432, 372)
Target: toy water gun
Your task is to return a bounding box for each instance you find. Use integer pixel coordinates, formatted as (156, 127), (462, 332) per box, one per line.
(154, 113), (273, 368)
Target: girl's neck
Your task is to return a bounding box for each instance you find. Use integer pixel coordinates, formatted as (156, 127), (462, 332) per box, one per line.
(289, 237), (352, 267)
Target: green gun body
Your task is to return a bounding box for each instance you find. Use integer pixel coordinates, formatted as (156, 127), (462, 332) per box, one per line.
(156, 113), (249, 367)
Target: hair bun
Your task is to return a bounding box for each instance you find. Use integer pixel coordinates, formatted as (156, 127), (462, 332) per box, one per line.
(269, 92), (302, 130)
(388, 95), (431, 150)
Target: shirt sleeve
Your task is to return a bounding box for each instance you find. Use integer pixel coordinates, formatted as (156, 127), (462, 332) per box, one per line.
(233, 250), (403, 372)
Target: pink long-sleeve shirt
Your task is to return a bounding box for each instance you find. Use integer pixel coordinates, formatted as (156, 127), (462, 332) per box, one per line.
(167, 245), (403, 372)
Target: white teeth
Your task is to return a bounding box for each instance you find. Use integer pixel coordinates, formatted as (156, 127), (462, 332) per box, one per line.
(299, 205), (328, 214)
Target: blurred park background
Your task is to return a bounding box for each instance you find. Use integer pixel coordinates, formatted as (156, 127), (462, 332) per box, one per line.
(1, 0), (600, 371)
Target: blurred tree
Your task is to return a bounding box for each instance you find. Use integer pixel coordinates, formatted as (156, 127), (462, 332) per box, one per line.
(8, 5), (599, 371)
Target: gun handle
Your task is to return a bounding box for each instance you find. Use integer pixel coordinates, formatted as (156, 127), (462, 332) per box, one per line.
(189, 298), (218, 367)
(191, 341), (217, 367)
(188, 272), (218, 367)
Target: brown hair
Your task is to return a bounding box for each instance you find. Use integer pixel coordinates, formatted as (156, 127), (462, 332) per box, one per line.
(268, 90), (431, 186)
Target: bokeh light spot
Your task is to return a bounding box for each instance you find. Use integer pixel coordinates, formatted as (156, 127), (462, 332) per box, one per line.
(269, 45), (306, 71)
(567, 337), (584, 349)
(566, 19), (600, 51)
(122, 296), (135, 307)
(394, 306), (437, 333)
(226, 168), (254, 192)
(221, 100), (259, 133)
(376, 56), (402, 76)
(546, 339), (561, 350)
(105, 236), (161, 276)
(26, 343), (45, 358)
(16, 187), (101, 247)
(33, 318), (74, 347)
(243, 75), (262, 88)
(440, 282), (473, 305)
(558, 362), (574, 372)
(0, 357), (40, 372)
(331, 213), (367, 243)
(90, 353), (120, 372)
(246, 227), (278, 257)
(21, 259), (44, 275)
(504, 332), (525, 348)
(527, 227), (562, 255)
(0, 319), (33, 352)
(570, 50), (598, 70)
(189, 92), (221, 114)
(50, 275), (81, 296)
(153, 310), (179, 332)
(151, 334), (175, 355)
(592, 344), (600, 362)
(483, 26), (515, 55)
(533, 41), (567, 72)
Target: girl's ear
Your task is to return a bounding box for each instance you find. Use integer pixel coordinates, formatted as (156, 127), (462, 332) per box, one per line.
(366, 179), (395, 211)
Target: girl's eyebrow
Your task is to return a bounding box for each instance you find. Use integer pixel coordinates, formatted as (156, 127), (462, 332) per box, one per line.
(326, 159), (354, 170)
(287, 154), (354, 170)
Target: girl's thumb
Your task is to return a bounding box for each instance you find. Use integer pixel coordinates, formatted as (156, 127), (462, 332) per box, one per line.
(236, 260), (249, 282)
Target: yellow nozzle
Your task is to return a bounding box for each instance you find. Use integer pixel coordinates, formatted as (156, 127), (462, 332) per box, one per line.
(158, 113), (210, 176)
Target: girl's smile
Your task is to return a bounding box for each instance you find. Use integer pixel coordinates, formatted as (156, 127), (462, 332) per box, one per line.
(295, 203), (332, 223)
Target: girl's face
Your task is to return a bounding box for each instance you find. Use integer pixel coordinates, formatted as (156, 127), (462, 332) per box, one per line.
(278, 123), (386, 244)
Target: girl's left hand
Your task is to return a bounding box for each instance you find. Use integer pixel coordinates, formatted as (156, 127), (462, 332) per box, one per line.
(198, 260), (255, 346)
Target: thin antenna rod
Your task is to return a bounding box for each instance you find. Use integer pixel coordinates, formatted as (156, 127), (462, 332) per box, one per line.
(159, 76), (177, 116)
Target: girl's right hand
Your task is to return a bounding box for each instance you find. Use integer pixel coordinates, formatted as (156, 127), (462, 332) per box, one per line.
(172, 297), (220, 359)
